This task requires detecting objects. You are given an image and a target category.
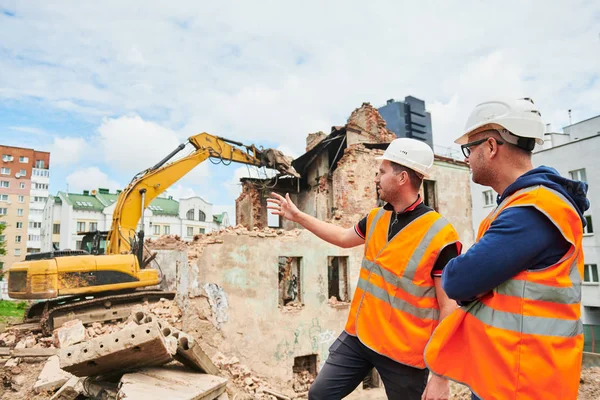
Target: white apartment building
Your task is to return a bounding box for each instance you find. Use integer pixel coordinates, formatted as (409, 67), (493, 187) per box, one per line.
(41, 188), (230, 252)
(469, 114), (600, 351)
(27, 165), (50, 253)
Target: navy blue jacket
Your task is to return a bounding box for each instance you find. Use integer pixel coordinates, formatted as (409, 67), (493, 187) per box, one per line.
(442, 166), (590, 302)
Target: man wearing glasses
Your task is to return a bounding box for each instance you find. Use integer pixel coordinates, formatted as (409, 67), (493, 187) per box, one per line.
(425, 98), (590, 400)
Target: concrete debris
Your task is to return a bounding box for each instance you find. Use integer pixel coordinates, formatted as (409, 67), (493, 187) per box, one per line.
(49, 376), (83, 400)
(147, 225), (301, 260)
(33, 355), (74, 393)
(292, 370), (314, 393)
(53, 319), (86, 348)
(117, 365), (227, 400)
(59, 321), (173, 377)
(175, 335), (220, 376)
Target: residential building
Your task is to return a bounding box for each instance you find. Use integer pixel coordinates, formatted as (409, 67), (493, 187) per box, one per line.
(35, 189), (229, 302)
(41, 188), (230, 252)
(469, 114), (600, 352)
(0, 145), (50, 274)
(378, 96), (434, 148)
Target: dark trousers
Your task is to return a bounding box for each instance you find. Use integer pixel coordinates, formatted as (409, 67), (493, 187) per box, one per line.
(308, 332), (429, 400)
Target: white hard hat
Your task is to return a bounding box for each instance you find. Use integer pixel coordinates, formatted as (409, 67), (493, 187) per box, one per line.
(376, 138), (434, 178)
(455, 98), (545, 150)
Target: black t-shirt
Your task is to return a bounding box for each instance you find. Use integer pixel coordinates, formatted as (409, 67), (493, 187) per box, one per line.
(354, 199), (460, 277)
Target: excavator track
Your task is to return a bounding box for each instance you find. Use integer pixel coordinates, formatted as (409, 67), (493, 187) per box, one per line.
(21, 290), (176, 335)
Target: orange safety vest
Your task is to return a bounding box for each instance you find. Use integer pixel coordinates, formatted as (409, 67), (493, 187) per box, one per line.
(425, 186), (584, 400)
(345, 207), (460, 368)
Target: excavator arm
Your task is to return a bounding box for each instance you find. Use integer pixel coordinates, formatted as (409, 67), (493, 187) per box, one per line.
(106, 133), (297, 258)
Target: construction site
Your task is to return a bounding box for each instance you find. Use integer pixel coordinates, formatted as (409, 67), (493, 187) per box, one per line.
(1, 103), (599, 400)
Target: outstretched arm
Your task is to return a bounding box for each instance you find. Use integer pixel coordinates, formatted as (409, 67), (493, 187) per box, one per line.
(267, 192), (364, 248)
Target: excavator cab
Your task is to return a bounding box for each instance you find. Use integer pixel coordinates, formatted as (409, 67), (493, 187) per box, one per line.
(80, 231), (108, 255)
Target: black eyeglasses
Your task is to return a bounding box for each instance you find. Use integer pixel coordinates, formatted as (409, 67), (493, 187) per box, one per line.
(461, 137), (504, 158)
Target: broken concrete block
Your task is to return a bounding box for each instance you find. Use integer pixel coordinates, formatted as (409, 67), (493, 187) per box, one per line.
(59, 321), (172, 377)
(54, 319), (86, 348)
(117, 365), (227, 400)
(5, 357), (20, 367)
(34, 355), (74, 393)
(175, 336), (220, 376)
(50, 376), (84, 400)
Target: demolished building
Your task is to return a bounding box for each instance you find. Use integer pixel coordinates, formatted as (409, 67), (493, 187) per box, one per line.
(150, 103), (474, 394)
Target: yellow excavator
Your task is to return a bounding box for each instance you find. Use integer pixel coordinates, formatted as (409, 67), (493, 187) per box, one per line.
(8, 133), (298, 332)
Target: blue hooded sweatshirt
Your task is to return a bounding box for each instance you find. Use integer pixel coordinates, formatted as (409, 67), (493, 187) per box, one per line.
(442, 166), (590, 302)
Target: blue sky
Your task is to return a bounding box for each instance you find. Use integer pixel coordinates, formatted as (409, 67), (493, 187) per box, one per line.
(1, 1), (599, 222)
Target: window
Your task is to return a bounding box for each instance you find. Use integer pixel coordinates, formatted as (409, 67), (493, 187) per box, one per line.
(585, 216), (594, 235)
(198, 228), (205, 234)
(153, 225), (161, 235)
(163, 225), (170, 235)
(15, 235), (21, 243)
(53, 224), (60, 234)
(186, 209), (194, 220)
(1, 167), (10, 175)
(17, 209), (23, 216)
(35, 183), (48, 190)
(28, 235), (40, 241)
(19, 182), (25, 189)
(76, 240), (82, 249)
(0, 208), (6, 215)
(1, 181), (8, 188)
(16, 222), (22, 229)
(89, 222), (97, 232)
(76, 221), (86, 232)
(0, 194), (7, 201)
(186, 226), (194, 236)
(198, 210), (206, 222)
(17, 195), (24, 203)
(2, 155), (13, 162)
(268, 210), (281, 228)
(423, 180), (438, 211)
(584, 324), (600, 353)
(34, 196), (46, 203)
(328, 256), (350, 302)
(28, 222), (41, 229)
(584, 264), (599, 284)
(14, 249), (21, 256)
(483, 190), (495, 207)
(19, 169), (26, 177)
(278, 256), (302, 306)
(569, 168), (587, 183)
(293, 355), (317, 386)
(19, 156), (28, 163)
(35, 160), (45, 169)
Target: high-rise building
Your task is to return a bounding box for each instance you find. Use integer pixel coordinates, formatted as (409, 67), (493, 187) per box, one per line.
(378, 96), (434, 148)
(0, 145), (50, 274)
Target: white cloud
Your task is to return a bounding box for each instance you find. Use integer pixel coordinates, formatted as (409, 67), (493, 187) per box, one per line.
(1, 0), (599, 204)
(9, 126), (47, 136)
(48, 136), (89, 166)
(225, 166), (277, 198)
(65, 167), (121, 193)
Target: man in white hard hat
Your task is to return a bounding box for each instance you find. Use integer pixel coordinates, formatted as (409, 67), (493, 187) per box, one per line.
(424, 98), (590, 400)
(268, 138), (462, 400)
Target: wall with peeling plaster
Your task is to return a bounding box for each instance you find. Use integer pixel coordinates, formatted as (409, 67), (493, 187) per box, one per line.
(166, 232), (363, 384)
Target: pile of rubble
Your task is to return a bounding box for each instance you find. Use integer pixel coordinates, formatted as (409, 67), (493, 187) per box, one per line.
(147, 225), (302, 260)
(0, 299), (297, 400)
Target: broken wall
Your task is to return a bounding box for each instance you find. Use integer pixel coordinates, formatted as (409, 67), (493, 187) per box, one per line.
(161, 231), (363, 386)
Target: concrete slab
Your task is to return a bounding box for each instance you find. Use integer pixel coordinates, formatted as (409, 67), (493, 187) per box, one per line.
(34, 355), (74, 393)
(117, 365), (227, 400)
(59, 321), (172, 377)
(176, 335), (220, 376)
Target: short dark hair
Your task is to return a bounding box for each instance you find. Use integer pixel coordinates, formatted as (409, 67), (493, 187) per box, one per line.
(390, 163), (423, 190)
